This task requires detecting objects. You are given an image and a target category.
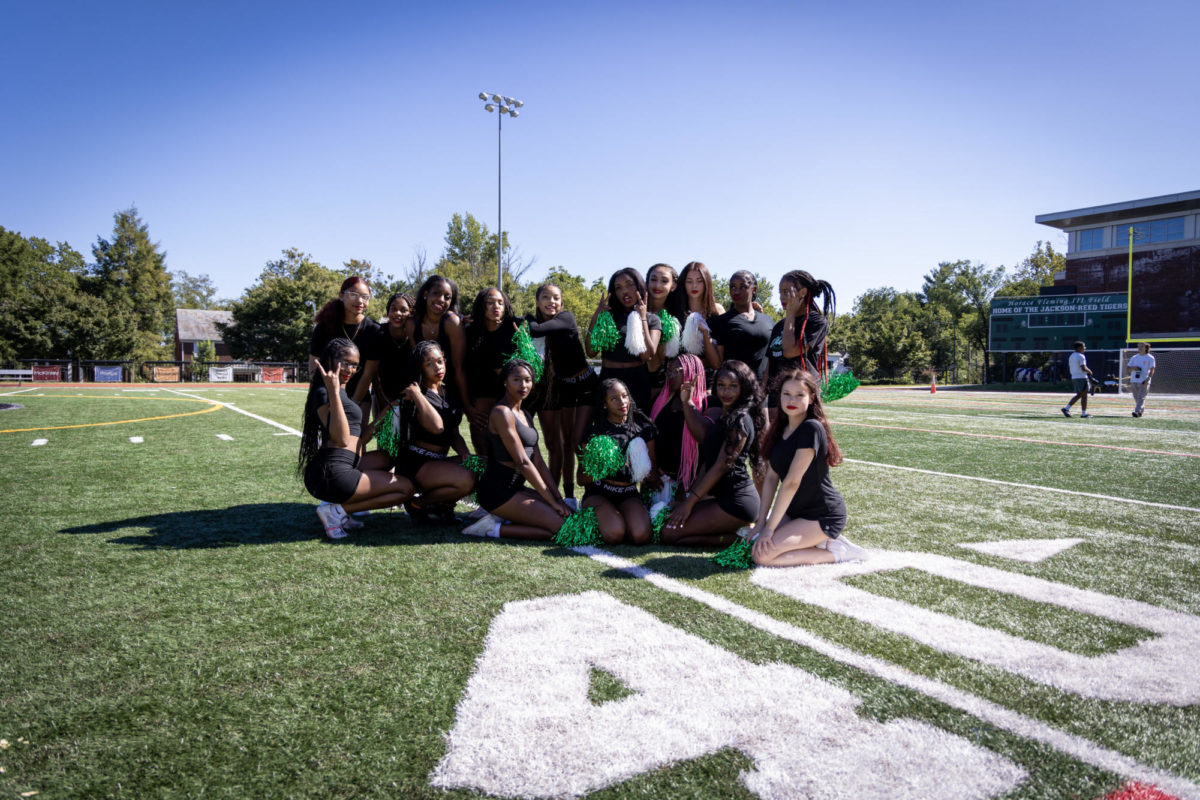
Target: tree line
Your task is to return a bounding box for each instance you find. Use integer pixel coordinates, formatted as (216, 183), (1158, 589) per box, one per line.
(2, 207), (1061, 383)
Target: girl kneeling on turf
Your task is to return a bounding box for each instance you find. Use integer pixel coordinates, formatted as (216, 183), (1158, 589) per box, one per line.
(579, 378), (657, 545)
(464, 359), (571, 540)
(750, 369), (866, 566)
(299, 338), (415, 540)
(392, 340), (475, 523)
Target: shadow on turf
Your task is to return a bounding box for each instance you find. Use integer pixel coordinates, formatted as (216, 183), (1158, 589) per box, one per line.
(59, 503), (451, 550)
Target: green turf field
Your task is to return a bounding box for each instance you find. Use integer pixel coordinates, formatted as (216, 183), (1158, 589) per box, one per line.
(2, 383), (1198, 800)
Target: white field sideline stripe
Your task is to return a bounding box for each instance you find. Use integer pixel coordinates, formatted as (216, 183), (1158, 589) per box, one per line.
(0, 387), (37, 396)
(846, 458), (1200, 514)
(837, 406), (1194, 439)
(165, 389), (302, 436)
(579, 548), (1200, 800)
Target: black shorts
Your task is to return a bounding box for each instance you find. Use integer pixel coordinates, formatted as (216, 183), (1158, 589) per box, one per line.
(583, 480), (642, 507)
(304, 448), (362, 504)
(476, 460), (526, 512)
(395, 444), (447, 481)
(713, 480), (759, 523)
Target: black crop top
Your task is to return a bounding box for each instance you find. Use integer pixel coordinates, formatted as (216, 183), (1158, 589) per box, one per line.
(767, 309), (828, 381)
(412, 387), (462, 449)
(467, 320), (518, 375)
(584, 415), (657, 483)
(314, 385), (363, 439)
(487, 406), (538, 464)
(605, 309), (662, 363)
(652, 402), (686, 476)
(526, 310), (589, 377)
(769, 418), (844, 520)
(310, 318), (381, 397)
(699, 409), (755, 491)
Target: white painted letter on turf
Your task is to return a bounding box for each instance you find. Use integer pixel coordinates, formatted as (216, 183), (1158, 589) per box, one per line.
(430, 591), (1024, 799)
(752, 550), (1200, 705)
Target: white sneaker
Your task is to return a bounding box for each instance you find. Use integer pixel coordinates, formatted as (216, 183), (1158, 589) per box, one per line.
(1080, 413), (1092, 418)
(826, 537), (868, 563)
(316, 503), (348, 540)
(465, 506), (489, 521)
(336, 505), (364, 530)
(462, 513), (501, 537)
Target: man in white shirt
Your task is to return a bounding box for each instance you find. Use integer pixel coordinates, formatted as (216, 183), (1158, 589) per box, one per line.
(1062, 341), (1093, 418)
(1127, 342), (1157, 418)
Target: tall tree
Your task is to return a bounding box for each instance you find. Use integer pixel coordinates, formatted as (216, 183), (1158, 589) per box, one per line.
(835, 288), (930, 381)
(434, 212), (534, 305)
(171, 270), (225, 309)
(90, 208), (174, 360)
(996, 241), (1064, 298)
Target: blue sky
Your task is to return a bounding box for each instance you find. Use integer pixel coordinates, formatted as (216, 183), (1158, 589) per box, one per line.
(4, 0), (1198, 309)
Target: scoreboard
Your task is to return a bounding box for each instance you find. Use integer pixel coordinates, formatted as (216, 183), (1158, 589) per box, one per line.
(989, 293), (1128, 352)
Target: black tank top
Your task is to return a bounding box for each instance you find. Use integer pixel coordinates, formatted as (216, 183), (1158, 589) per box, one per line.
(314, 385), (363, 439)
(487, 407), (537, 464)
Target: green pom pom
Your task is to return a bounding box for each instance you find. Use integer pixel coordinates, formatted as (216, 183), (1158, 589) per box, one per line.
(463, 454), (487, 479)
(555, 507), (603, 547)
(581, 434), (624, 482)
(506, 322), (544, 382)
(657, 309), (679, 343)
(589, 311), (621, 353)
(650, 504), (671, 544)
(711, 538), (754, 570)
(375, 407), (401, 457)
(821, 370), (860, 402)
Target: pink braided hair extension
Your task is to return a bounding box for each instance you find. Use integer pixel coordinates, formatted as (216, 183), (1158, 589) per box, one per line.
(650, 353), (707, 491)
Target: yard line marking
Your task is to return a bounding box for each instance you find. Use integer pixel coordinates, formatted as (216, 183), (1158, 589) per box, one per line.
(578, 548), (1200, 800)
(845, 458), (1200, 513)
(31, 438), (47, 446)
(216, 434), (233, 441)
(273, 432), (294, 436)
(834, 420), (1200, 458)
(1, 387), (37, 397)
(164, 389), (302, 436)
(129, 436), (144, 444)
(0, 399), (220, 434)
(836, 406), (1194, 438)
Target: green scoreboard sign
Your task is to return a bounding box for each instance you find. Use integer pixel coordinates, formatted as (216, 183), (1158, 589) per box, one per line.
(989, 293), (1128, 352)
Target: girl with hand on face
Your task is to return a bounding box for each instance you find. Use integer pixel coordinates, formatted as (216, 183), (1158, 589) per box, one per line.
(374, 292), (415, 409)
(647, 354), (707, 495)
(524, 282), (598, 508)
(299, 339), (415, 540)
(709, 271), (774, 384)
(644, 263), (682, 396)
(661, 360), (765, 548)
(750, 370), (867, 566)
(464, 287), (521, 456)
(391, 341), (475, 524)
(310, 276), (382, 426)
(406, 274), (470, 419)
(670, 261), (723, 370)
(766, 270), (836, 424)
(585, 268), (662, 414)
(578, 379), (658, 546)
(463, 359), (572, 540)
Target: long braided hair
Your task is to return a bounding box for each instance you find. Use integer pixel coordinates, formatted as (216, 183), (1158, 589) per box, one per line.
(649, 353), (707, 490)
(298, 337), (360, 477)
(781, 269), (837, 379)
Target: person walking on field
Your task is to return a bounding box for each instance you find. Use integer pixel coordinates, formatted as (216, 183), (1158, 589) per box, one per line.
(1127, 342), (1157, 418)
(1062, 341), (1093, 418)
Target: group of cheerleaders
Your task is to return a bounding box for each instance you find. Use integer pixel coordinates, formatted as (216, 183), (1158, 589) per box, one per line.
(298, 262), (868, 567)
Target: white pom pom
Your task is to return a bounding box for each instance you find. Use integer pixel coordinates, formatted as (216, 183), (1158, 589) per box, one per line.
(624, 313), (647, 356)
(664, 332), (680, 358)
(682, 312), (705, 355)
(649, 500), (667, 520)
(532, 335), (547, 360)
(649, 476), (674, 508)
(627, 437), (651, 483)
(392, 403), (402, 437)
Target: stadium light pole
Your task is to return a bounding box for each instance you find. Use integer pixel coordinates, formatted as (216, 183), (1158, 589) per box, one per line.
(479, 92), (522, 290)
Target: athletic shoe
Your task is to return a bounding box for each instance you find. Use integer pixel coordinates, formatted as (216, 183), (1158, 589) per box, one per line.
(1080, 413), (1092, 418)
(465, 506), (489, 521)
(826, 537), (868, 563)
(564, 497), (579, 512)
(405, 500), (432, 523)
(1061, 407), (1071, 417)
(316, 503), (348, 540)
(336, 505), (364, 530)
(462, 513), (501, 538)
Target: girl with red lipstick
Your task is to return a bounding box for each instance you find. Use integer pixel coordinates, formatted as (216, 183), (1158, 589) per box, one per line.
(750, 370), (867, 565)
(464, 359), (571, 540)
(579, 378), (658, 545)
(310, 276), (382, 425)
(464, 287), (521, 455)
(300, 338), (415, 540)
(644, 262), (680, 395)
(405, 275), (469, 418)
(584, 268), (662, 413)
(661, 359), (764, 547)
(669, 261), (723, 369)
(391, 340), (475, 523)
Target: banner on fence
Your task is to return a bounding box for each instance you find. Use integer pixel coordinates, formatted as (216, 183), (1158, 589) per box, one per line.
(94, 366), (122, 383)
(261, 366), (286, 383)
(208, 366), (234, 382)
(153, 366), (181, 382)
(32, 366), (61, 382)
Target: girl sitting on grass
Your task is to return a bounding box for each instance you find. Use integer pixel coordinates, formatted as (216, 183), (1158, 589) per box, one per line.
(299, 338), (414, 540)
(750, 369), (867, 566)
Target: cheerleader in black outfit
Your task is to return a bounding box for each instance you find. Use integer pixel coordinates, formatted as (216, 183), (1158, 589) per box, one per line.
(464, 287), (520, 456)
(661, 359), (764, 548)
(463, 359), (571, 540)
(584, 268), (662, 413)
(374, 292), (414, 409)
(299, 338), (414, 540)
(524, 282), (599, 506)
(645, 262), (680, 396)
(392, 340), (475, 522)
(309, 276), (382, 425)
(405, 274), (470, 417)
(766, 269), (836, 423)
(750, 369), (867, 565)
(669, 261), (723, 370)
(579, 378), (657, 545)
